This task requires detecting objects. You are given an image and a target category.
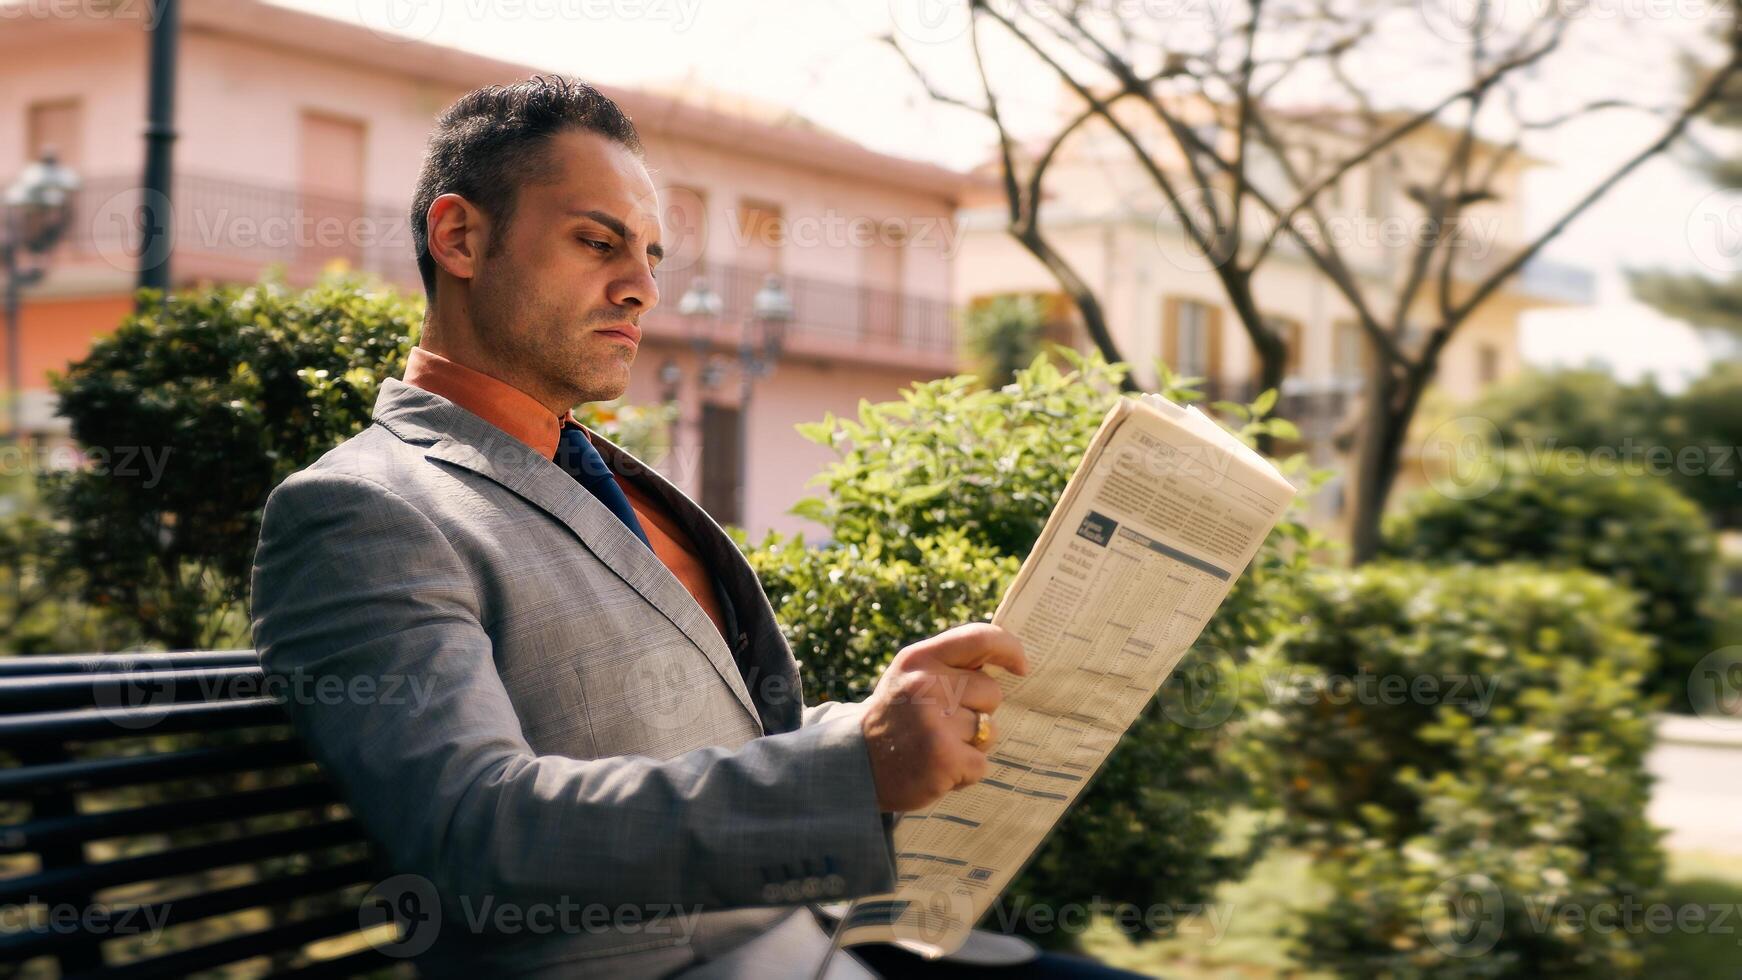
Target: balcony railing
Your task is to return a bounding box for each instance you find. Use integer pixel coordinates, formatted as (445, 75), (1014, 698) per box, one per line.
(61, 172), (419, 286)
(53, 173), (958, 360)
(644, 261), (955, 359)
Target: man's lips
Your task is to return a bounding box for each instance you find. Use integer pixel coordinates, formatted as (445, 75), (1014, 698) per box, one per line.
(595, 323), (641, 345)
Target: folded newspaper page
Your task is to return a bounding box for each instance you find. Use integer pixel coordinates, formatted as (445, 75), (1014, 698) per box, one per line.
(833, 394), (1297, 959)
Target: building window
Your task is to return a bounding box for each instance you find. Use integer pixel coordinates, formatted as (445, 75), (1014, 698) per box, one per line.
(736, 198), (783, 275)
(1365, 153), (1396, 218)
(860, 220), (906, 342)
(660, 185), (708, 273)
(298, 110), (367, 271)
(1332, 319), (1367, 386)
(1478, 342), (1502, 385)
(700, 402), (743, 525)
(1164, 297), (1220, 381)
(27, 98), (83, 170)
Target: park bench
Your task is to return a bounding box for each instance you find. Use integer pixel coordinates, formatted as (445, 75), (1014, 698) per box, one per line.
(0, 650), (400, 978)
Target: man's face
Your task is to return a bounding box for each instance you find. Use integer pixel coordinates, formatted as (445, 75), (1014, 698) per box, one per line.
(469, 129), (662, 407)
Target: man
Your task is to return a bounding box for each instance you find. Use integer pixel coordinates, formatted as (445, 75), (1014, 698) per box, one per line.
(252, 76), (1140, 979)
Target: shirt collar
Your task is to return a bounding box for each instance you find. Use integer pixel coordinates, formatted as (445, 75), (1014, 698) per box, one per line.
(402, 345), (576, 459)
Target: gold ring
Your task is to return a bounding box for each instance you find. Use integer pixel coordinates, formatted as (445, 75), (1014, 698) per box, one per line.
(969, 710), (992, 750)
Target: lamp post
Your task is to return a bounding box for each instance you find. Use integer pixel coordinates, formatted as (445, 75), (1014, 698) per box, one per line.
(676, 272), (793, 524)
(3, 150), (82, 441)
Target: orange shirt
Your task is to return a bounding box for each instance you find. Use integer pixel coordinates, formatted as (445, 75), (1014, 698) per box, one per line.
(402, 346), (730, 640)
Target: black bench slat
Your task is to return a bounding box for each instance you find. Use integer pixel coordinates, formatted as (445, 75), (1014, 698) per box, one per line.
(0, 818), (364, 906)
(0, 666), (270, 714)
(0, 740), (312, 800)
(2, 782), (341, 854)
(269, 945), (404, 980)
(0, 650), (389, 977)
(0, 859), (375, 963)
(0, 651), (261, 677)
(0, 697), (289, 745)
(63, 907), (373, 980)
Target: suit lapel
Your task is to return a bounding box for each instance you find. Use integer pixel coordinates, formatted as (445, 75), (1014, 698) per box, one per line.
(589, 433), (806, 735)
(370, 379), (762, 728)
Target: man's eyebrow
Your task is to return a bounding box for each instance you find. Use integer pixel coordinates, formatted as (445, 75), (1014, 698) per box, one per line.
(570, 208), (664, 261)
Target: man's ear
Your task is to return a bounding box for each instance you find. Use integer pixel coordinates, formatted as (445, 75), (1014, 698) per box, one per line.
(426, 193), (490, 284)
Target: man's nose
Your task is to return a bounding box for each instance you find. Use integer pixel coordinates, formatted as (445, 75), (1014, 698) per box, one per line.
(607, 262), (659, 313)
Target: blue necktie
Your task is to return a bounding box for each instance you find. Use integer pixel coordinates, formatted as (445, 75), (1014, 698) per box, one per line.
(555, 424), (653, 550)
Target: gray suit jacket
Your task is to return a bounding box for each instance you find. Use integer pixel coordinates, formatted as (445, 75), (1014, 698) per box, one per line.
(250, 378), (894, 978)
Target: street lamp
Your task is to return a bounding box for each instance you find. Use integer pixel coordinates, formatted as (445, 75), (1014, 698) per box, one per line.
(675, 272), (793, 524)
(3, 149), (82, 440)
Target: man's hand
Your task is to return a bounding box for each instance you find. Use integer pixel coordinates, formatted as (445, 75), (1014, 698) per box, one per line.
(860, 623), (1030, 813)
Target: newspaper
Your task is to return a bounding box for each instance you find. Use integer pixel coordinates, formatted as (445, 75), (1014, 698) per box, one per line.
(832, 394), (1297, 959)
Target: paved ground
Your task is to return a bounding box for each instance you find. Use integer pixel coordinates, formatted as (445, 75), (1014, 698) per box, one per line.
(1648, 714), (1742, 855)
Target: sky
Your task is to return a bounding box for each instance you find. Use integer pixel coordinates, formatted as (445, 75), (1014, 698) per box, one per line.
(278, 0), (1737, 388)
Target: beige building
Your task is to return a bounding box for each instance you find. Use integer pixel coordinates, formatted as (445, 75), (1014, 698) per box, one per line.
(1, 0), (976, 538)
(954, 95), (1593, 522)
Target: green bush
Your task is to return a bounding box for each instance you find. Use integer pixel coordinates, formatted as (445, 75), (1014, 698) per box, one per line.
(0, 474), (145, 654)
(1471, 365), (1742, 529)
(747, 351), (1318, 949)
(42, 273), (421, 649)
(1383, 452), (1717, 710)
(962, 293), (1047, 388)
(1256, 563), (1664, 977)
(1673, 361), (1742, 528)
(1472, 368), (1670, 454)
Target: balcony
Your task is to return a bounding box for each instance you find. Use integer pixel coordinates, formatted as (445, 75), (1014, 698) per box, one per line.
(49, 172), (959, 371)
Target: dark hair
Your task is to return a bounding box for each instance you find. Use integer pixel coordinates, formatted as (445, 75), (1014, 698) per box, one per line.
(410, 74), (643, 303)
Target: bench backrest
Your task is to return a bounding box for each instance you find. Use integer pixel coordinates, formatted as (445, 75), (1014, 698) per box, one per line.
(0, 651), (398, 978)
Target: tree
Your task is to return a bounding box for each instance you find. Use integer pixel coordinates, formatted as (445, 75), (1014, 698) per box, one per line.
(1631, 8), (1742, 339)
(890, 0), (1741, 560)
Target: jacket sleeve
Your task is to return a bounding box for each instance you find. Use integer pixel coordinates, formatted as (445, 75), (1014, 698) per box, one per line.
(250, 468), (897, 914)
(801, 689), (904, 857)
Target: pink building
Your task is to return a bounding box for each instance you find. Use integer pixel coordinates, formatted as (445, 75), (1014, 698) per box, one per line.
(0, 0), (972, 536)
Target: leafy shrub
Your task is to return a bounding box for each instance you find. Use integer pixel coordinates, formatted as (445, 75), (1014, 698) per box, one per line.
(1383, 452), (1716, 710)
(1255, 563), (1664, 977)
(1471, 365), (1742, 529)
(1673, 361), (1742, 528)
(747, 351), (1317, 948)
(962, 293), (1047, 388)
(1472, 368), (1670, 453)
(43, 273), (421, 649)
(0, 474), (144, 654)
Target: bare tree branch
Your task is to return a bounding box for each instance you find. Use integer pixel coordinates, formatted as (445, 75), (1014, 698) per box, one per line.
(1448, 40), (1742, 324)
